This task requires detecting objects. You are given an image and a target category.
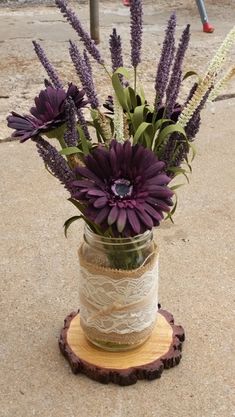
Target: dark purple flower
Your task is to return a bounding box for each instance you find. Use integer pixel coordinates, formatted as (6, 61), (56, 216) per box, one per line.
(166, 24), (190, 116)
(64, 97), (78, 147)
(7, 84), (86, 142)
(32, 41), (63, 89)
(69, 41), (99, 109)
(154, 13), (176, 111)
(109, 28), (124, 72)
(70, 140), (173, 237)
(55, 0), (103, 64)
(34, 136), (76, 192)
(130, 0), (143, 68)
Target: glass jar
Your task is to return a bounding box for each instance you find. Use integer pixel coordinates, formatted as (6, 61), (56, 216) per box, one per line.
(78, 225), (159, 351)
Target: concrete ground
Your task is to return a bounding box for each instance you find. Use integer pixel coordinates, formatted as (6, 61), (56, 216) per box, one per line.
(0, 1), (235, 417)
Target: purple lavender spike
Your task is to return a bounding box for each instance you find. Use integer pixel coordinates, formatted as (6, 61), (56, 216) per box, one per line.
(164, 86), (212, 171)
(32, 41), (63, 89)
(69, 41), (99, 109)
(169, 141), (188, 171)
(130, 0), (143, 68)
(55, 0), (104, 64)
(76, 107), (91, 140)
(83, 49), (92, 78)
(109, 28), (124, 72)
(34, 136), (76, 192)
(161, 132), (181, 169)
(64, 97), (78, 147)
(185, 87), (212, 141)
(166, 24), (190, 116)
(185, 82), (198, 105)
(154, 13), (176, 112)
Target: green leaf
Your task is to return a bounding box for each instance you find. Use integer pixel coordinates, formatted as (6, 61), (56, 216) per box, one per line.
(170, 184), (184, 191)
(169, 167), (190, 183)
(143, 129), (153, 149)
(132, 105), (146, 131)
(68, 198), (86, 214)
(183, 70), (200, 82)
(77, 126), (90, 156)
(44, 163), (55, 178)
(114, 67), (131, 79)
(139, 84), (146, 104)
(103, 226), (114, 238)
(112, 73), (128, 111)
(155, 123), (187, 151)
(90, 109), (99, 121)
(67, 198), (105, 235)
(60, 147), (81, 156)
(133, 122), (152, 144)
(89, 119), (104, 143)
(184, 154), (192, 173)
(150, 118), (173, 151)
(166, 193), (178, 222)
(189, 142), (197, 161)
(168, 167), (188, 174)
(64, 215), (83, 238)
(124, 87), (131, 110)
(154, 118), (172, 132)
(128, 87), (137, 109)
(44, 124), (66, 139)
(168, 166), (190, 182)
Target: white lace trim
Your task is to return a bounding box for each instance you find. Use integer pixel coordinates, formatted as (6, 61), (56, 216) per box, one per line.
(79, 256), (159, 334)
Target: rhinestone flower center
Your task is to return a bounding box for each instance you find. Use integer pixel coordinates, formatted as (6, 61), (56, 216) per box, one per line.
(111, 179), (133, 199)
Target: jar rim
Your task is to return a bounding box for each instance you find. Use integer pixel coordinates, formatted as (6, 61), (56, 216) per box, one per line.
(84, 224), (153, 247)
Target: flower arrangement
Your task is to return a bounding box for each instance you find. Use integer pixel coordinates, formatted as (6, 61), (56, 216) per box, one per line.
(6, 0), (235, 353)
(7, 1), (235, 242)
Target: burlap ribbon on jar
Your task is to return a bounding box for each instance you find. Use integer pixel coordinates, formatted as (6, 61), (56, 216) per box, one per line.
(78, 244), (159, 345)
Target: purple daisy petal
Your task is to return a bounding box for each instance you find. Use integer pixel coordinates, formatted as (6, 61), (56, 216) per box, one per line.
(146, 197), (171, 212)
(144, 163), (166, 179)
(145, 174), (171, 186)
(87, 189), (106, 197)
(142, 203), (163, 221)
(94, 206), (110, 224)
(108, 205), (119, 226)
(71, 179), (93, 188)
(93, 196), (108, 208)
(117, 208), (127, 233)
(127, 209), (141, 235)
(136, 208), (154, 229)
(75, 166), (105, 188)
(93, 148), (111, 178)
(85, 154), (105, 179)
(147, 185), (174, 198)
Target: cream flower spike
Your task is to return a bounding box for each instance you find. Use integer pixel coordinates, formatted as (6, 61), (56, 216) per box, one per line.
(178, 25), (235, 128)
(113, 94), (124, 143)
(208, 67), (235, 102)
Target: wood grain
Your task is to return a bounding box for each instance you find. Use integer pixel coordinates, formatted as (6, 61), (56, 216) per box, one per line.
(59, 308), (185, 386)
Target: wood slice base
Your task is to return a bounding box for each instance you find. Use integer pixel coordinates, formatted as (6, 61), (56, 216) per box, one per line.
(59, 308), (185, 386)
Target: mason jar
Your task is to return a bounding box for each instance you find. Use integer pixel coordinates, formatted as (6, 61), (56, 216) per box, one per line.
(78, 225), (159, 351)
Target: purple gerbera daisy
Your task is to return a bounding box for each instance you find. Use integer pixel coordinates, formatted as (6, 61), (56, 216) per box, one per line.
(70, 140), (174, 237)
(7, 84), (87, 142)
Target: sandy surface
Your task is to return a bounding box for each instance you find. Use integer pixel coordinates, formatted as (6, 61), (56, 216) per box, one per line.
(0, 1), (235, 417)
